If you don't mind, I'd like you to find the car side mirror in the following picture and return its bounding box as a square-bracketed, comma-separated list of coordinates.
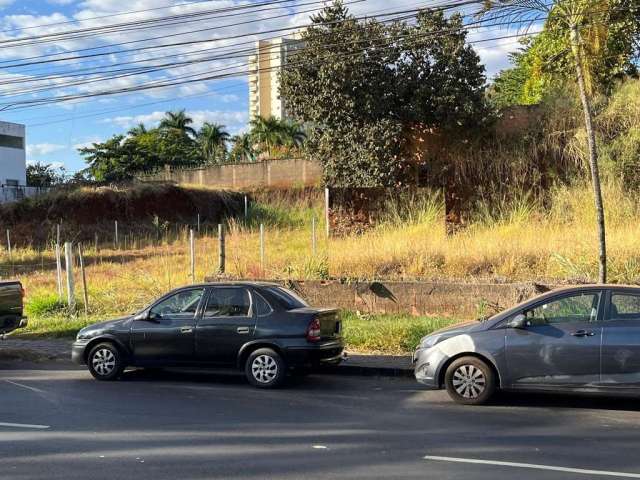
[508, 314, 528, 329]
[136, 310, 160, 322]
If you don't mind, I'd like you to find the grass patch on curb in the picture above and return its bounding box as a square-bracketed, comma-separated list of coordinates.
[341, 312, 458, 355]
[20, 310, 461, 355]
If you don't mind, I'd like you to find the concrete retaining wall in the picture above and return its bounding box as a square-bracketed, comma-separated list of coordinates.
[205, 278, 552, 318]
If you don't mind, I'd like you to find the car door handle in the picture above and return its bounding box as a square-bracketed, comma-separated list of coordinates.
[571, 330, 595, 337]
[237, 327, 250, 334]
[180, 327, 193, 334]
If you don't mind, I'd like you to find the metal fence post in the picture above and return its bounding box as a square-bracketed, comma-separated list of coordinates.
[114, 220, 119, 250]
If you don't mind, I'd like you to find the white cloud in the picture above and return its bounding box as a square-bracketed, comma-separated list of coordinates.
[103, 109, 248, 131]
[0, 0, 14, 7]
[26, 143, 66, 156]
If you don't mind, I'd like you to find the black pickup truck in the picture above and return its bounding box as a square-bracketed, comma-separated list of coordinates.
[0, 280, 26, 336]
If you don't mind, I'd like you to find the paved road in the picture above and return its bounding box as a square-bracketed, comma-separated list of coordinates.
[2, 362, 640, 480]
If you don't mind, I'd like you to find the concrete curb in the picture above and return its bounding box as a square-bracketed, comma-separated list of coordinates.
[322, 363, 414, 378]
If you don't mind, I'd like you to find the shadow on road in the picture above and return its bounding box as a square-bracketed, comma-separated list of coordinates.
[492, 390, 640, 412]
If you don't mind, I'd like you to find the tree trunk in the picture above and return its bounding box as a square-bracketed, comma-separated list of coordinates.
[570, 25, 607, 283]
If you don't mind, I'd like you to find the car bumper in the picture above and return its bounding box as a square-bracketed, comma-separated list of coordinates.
[413, 346, 447, 389]
[284, 340, 344, 367]
[1, 315, 27, 335]
[71, 340, 89, 365]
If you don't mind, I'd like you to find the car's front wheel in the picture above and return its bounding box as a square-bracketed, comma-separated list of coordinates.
[245, 348, 286, 388]
[87, 342, 125, 381]
[444, 356, 496, 405]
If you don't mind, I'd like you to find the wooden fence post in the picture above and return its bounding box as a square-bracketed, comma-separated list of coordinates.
[55, 242, 63, 300]
[197, 214, 201, 233]
[189, 229, 195, 283]
[64, 242, 76, 311]
[78, 244, 89, 316]
[94, 232, 99, 253]
[311, 217, 317, 256]
[218, 224, 225, 274]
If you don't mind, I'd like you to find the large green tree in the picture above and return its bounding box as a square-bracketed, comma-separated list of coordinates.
[279, 1, 488, 187]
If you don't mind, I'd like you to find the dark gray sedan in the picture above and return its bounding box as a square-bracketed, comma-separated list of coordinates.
[414, 285, 640, 405]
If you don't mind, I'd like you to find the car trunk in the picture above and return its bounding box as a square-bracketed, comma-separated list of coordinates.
[316, 309, 341, 340]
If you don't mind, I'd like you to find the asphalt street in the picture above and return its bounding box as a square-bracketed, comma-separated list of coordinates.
[2, 362, 640, 480]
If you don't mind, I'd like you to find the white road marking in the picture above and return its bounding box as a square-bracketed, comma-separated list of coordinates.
[4, 379, 46, 394]
[424, 456, 640, 478]
[312, 445, 328, 449]
[0, 422, 50, 430]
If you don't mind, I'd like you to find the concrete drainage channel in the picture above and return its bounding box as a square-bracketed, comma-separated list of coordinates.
[1, 338, 413, 377]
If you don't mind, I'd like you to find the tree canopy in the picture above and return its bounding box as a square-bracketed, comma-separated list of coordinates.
[78, 111, 306, 182]
[489, 0, 640, 108]
[279, 1, 488, 187]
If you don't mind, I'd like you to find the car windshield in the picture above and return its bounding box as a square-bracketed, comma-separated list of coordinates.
[264, 287, 309, 309]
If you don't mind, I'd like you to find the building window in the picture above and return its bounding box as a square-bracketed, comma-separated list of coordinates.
[0, 134, 24, 150]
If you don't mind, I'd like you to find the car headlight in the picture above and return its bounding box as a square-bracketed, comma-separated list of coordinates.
[420, 334, 442, 350]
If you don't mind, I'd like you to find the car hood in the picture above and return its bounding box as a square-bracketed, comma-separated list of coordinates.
[77, 316, 132, 339]
[418, 321, 481, 349]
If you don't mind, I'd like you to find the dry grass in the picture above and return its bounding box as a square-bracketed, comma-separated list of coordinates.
[8, 181, 640, 348]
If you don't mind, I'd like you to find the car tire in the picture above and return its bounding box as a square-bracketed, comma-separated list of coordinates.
[245, 348, 286, 388]
[87, 342, 125, 381]
[444, 356, 496, 405]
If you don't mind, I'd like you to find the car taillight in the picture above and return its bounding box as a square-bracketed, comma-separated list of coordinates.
[20, 286, 25, 298]
[306, 317, 321, 342]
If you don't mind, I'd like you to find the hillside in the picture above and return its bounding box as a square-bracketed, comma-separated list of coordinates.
[0, 183, 244, 246]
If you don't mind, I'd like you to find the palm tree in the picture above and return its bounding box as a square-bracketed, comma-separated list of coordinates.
[198, 122, 230, 164]
[249, 116, 285, 157]
[127, 123, 147, 137]
[249, 116, 306, 157]
[159, 110, 197, 138]
[479, 0, 610, 283]
[281, 121, 306, 149]
[230, 133, 256, 162]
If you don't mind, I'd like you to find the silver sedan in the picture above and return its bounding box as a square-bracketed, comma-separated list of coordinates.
[413, 285, 640, 405]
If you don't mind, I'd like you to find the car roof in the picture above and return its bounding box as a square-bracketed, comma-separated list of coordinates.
[183, 281, 282, 289]
[486, 284, 640, 325]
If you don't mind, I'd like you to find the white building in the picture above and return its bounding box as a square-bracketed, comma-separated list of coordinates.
[248, 36, 303, 121]
[0, 121, 26, 187]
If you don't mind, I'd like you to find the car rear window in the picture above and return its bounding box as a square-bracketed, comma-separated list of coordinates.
[264, 287, 309, 309]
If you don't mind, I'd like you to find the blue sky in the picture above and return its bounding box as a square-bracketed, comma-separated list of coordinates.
[0, 0, 524, 174]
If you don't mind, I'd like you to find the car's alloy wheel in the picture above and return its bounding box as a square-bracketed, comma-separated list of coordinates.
[87, 342, 124, 381]
[444, 356, 496, 405]
[451, 364, 485, 399]
[245, 348, 286, 388]
[252, 354, 278, 384]
[92, 348, 116, 376]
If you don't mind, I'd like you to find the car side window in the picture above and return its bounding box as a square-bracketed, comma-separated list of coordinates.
[150, 289, 204, 319]
[524, 293, 599, 325]
[253, 291, 273, 317]
[204, 287, 251, 318]
[609, 294, 640, 321]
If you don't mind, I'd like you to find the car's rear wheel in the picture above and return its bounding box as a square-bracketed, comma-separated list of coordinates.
[245, 348, 286, 388]
[444, 356, 496, 405]
[87, 342, 125, 381]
